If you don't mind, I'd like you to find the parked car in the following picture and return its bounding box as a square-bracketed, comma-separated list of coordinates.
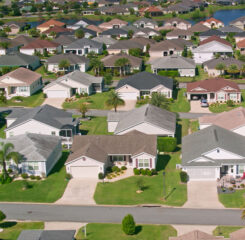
[201, 99, 209, 107]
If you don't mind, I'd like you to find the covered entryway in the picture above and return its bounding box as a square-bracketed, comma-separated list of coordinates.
[119, 92, 138, 100]
[70, 166, 99, 178]
[46, 90, 69, 98]
[187, 167, 217, 181]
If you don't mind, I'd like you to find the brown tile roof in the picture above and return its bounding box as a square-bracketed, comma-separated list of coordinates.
[139, 6, 162, 13]
[43, 26, 72, 34]
[101, 53, 142, 67]
[166, 29, 192, 37]
[131, 37, 156, 46]
[0, 67, 41, 87]
[11, 35, 34, 47]
[199, 107, 245, 130]
[65, 131, 157, 164]
[199, 36, 232, 47]
[86, 24, 103, 33]
[37, 19, 65, 28]
[150, 39, 191, 51]
[187, 78, 240, 93]
[237, 39, 245, 48]
[99, 18, 127, 29]
[21, 39, 60, 49]
[169, 230, 224, 240]
[189, 23, 209, 33]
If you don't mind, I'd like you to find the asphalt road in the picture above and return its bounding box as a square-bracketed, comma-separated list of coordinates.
[0, 203, 243, 226]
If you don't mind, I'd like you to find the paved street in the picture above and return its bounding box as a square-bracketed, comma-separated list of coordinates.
[0, 203, 243, 226]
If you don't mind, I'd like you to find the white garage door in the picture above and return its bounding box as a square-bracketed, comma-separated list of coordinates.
[46, 90, 68, 98]
[119, 92, 138, 100]
[71, 166, 99, 178]
[187, 167, 216, 181]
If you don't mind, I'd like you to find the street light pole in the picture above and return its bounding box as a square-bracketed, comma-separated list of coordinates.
[163, 171, 166, 199]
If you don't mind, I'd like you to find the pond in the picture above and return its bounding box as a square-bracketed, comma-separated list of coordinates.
[213, 9, 245, 25]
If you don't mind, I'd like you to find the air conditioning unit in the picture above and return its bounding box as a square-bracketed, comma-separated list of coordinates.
[176, 164, 182, 170]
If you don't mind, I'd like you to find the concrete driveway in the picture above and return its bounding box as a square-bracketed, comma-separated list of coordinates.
[55, 178, 98, 205]
[117, 100, 136, 111]
[184, 181, 224, 209]
[42, 98, 65, 109]
[190, 101, 211, 113]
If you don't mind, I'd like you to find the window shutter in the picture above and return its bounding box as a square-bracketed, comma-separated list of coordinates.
[136, 159, 138, 168]
[150, 158, 152, 168]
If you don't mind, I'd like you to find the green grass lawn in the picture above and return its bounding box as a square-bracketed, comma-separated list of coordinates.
[80, 117, 112, 135]
[0, 152, 69, 203]
[209, 90, 245, 113]
[0, 221, 44, 240]
[94, 153, 187, 206]
[190, 120, 199, 133]
[63, 91, 112, 110]
[76, 223, 177, 240]
[218, 189, 245, 208]
[213, 226, 244, 238]
[35, 65, 57, 79]
[0, 91, 45, 107]
[170, 89, 190, 113]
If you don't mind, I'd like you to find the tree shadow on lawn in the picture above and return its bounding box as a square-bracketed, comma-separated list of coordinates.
[135, 225, 142, 235]
[48, 152, 69, 176]
[175, 121, 182, 145]
[165, 187, 176, 200]
[0, 221, 17, 228]
[156, 155, 171, 171]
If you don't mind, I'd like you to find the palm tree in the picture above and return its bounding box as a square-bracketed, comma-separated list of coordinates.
[78, 103, 89, 118]
[215, 63, 226, 76]
[90, 58, 104, 76]
[115, 58, 130, 76]
[227, 64, 240, 78]
[106, 90, 125, 112]
[0, 142, 21, 180]
[150, 92, 170, 110]
[58, 59, 71, 72]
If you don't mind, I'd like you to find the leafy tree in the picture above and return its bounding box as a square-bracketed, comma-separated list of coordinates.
[227, 64, 240, 77]
[58, 59, 70, 71]
[128, 30, 134, 38]
[49, 31, 57, 38]
[78, 103, 89, 118]
[0, 91, 6, 104]
[241, 64, 245, 76]
[90, 58, 104, 76]
[128, 48, 142, 57]
[0, 142, 21, 181]
[28, 28, 40, 38]
[215, 63, 226, 76]
[122, 214, 136, 235]
[82, 2, 88, 8]
[75, 29, 84, 39]
[31, 6, 37, 13]
[144, 12, 150, 18]
[104, 73, 113, 85]
[115, 57, 130, 76]
[0, 41, 10, 50]
[3, 26, 11, 35]
[182, 46, 188, 57]
[150, 92, 170, 110]
[136, 178, 145, 191]
[106, 90, 125, 112]
[129, 8, 135, 15]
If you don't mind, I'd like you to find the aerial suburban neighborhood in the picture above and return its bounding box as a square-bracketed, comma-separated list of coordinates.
[1, 0, 245, 239]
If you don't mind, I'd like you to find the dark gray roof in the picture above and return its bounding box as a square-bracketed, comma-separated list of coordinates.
[116, 71, 173, 91]
[199, 29, 226, 37]
[203, 57, 244, 69]
[6, 104, 77, 130]
[53, 35, 76, 46]
[235, 31, 245, 37]
[64, 38, 102, 49]
[17, 230, 43, 240]
[108, 39, 144, 50]
[230, 16, 245, 24]
[101, 28, 128, 36]
[46, 53, 89, 64]
[110, 104, 176, 134]
[93, 36, 118, 45]
[182, 125, 245, 167]
[219, 25, 244, 33]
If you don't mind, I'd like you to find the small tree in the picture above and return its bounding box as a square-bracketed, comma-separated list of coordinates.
[215, 63, 226, 76]
[150, 92, 170, 110]
[0, 42, 10, 50]
[115, 57, 130, 76]
[58, 59, 70, 72]
[78, 103, 89, 118]
[136, 178, 145, 191]
[75, 29, 84, 39]
[122, 214, 136, 235]
[106, 90, 124, 112]
[182, 46, 188, 57]
[90, 58, 104, 76]
[128, 48, 142, 58]
[227, 64, 239, 78]
[0, 91, 7, 104]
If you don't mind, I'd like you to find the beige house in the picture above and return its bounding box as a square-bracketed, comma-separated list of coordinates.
[163, 18, 191, 30]
[230, 16, 245, 30]
[37, 19, 66, 33]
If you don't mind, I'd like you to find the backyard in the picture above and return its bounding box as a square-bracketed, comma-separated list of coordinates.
[0, 152, 69, 202]
[76, 223, 177, 240]
[0, 221, 44, 240]
[170, 89, 190, 113]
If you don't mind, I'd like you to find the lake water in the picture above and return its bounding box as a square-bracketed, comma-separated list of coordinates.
[213, 9, 245, 25]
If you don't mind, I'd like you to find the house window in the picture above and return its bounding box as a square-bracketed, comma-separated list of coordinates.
[229, 93, 237, 101]
[239, 165, 245, 174]
[217, 93, 225, 101]
[51, 131, 56, 135]
[19, 86, 28, 92]
[112, 156, 124, 161]
[138, 159, 150, 168]
[28, 162, 39, 171]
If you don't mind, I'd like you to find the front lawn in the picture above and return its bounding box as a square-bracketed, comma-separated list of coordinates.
[76, 223, 177, 240]
[218, 189, 245, 208]
[213, 226, 243, 238]
[80, 117, 112, 135]
[0, 91, 45, 107]
[0, 152, 69, 203]
[63, 91, 112, 110]
[0, 221, 44, 240]
[170, 89, 190, 113]
[94, 153, 187, 206]
[35, 65, 57, 79]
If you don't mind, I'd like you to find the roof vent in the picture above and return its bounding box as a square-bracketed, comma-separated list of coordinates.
[214, 129, 218, 142]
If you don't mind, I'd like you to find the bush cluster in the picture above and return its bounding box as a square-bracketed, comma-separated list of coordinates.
[0, 174, 12, 184]
[133, 168, 157, 176]
[180, 171, 188, 183]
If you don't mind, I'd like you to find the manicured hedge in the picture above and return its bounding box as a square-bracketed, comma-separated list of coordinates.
[157, 137, 177, 152]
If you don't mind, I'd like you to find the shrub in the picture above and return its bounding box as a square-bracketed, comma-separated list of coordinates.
[112, 166, 120, 172]
[229, 187, 234, 191]
[0, 210, 6, 221]
[65, 173, 72, 180]
[36, 176, 41, 180]
[158, 137, 177, 152]
[7, 168, 13, 173]
[21, 173, 28, 179]
[122, 214, 136, 235]
[226, 100, 234, 107]
[180, 171, 188, 183]
[75, 93, 80, 99]
[30, 175, 35, 180]
[98, 172, 104, 180]
[22, 181, 31, 190]
[146, 169, 152, 176]
[233, 184, 236, 188]
[106, 166, 112, 173]
[121, 166, 127, 171]
[241, 183, 245, 188]
[0, 174, 12, 184]
[140, 169, 147, 175]
[151, 169, 157, 175]
[136, 178, 145, 191]
[133, 168, 140, 175]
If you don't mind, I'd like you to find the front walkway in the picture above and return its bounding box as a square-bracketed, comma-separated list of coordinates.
[117, 100, 136, 111]
[55, 178, 98, 205]
[190, 101, 211, 113]
[184, 181, 224, 209]
[42, 98, 65, 109]
[105, 168, 134, 182]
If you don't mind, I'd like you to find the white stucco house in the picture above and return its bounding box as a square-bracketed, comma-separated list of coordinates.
[107, 104, 176, 137]
[182, 125, 245, 181]
[1, 133, 62, 176]
[65, 131, 157, 178]
[115, 71, 173, 100]
[0, 67, 43, 99]
[43, 71, 104, 98]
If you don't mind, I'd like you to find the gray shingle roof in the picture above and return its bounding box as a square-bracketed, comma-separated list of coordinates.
[199, 29, 226, 37]
[101, 28, 128, 36]
[46, 53, 89, 64]
[108, 39, 144, 50]
[53, 35, 76, 46]
[151, 55, 195, 69]
[110, 104, 176, 134]
[6, 104, 76, 130]
[116, 71, 173, 90]
[64, 38, 102, 49]
[182, 125, 245, 167]
[203, 57, 244, 69]
[93, 36, 118, 45]
[219, 25, 244, 33]
[17, 230, 43, 240]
